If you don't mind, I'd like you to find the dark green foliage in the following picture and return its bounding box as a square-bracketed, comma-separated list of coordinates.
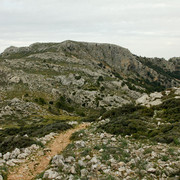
[102, 103, 143, 119]
[127, 77, 165, 93]
[97, 76, 104, 81]
[70, 129, 85, 141]
[0, 166, 8, 180]
[0, 122, 72, 153]
[136, 56, 180, 80]
[75, 75, 81, 80]
[112, 71, 123, 80]
[0, 122, 72, 138]
[34, 97, 46, 105]
[100, 99, 180, 145]
[81, 116, 97, 122]
[100, 86, 105, 92]
[0, 136, 42, 154]
[55, 96, 74, 112]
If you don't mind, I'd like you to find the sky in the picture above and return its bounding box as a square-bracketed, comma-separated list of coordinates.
[0, 0, 180, 59]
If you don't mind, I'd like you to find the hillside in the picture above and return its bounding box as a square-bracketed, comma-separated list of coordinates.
[0, 40, 179, 179]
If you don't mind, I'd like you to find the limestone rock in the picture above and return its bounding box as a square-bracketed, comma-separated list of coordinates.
[3, 152, 11, 161]
[81, 169, 88, 177]
[51, 155, 64, 167]
[11, 148, 21, 159]
[43, 169, 59, 179]
[147, 168, 156, 173]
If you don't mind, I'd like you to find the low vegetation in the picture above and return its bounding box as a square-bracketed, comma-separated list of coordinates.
[0, 121, 72, 153]
[100, 99, 180, 145]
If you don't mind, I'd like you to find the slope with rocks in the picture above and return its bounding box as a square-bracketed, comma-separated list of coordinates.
[36, 88, 180, 180]
[0, 40, 180, 179]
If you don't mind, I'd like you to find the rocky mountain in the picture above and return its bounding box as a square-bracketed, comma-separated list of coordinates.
[0, 40, 180, 179]
[0, 40, 179, 110]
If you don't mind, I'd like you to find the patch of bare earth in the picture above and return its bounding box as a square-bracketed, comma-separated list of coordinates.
[8, 123, 89, 180]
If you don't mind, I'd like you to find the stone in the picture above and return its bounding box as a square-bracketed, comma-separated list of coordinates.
[65, 156, 75, 163]
[51, 155, 64, 167]
[150, 92, 163, 99]
[9, 76, 21, 83]
[3, 152, 11, 160]
[166, 167, 177, 175]
[90, 156, 98, 164]
[70, 166, 76, 174]
[111, 137, 116, 142]
[149, 99, 162, 106]
[17, 153, 28, 159]
[0, 153, 2, 158]
[85, 155, 91, 160]
[103, 169, 111, 173]
[62, 164, 70, 173]
[0, 159, 5, 164]
[81, 169, 88, 177]
[6, 160, 15, 166]
[11, 148, 21, 158]
[43, 169, 59, 179]
[174, 88, 180, 95]
[11, 98, 20, 103]
[75, 141, 86, 147]
[24, 148, 31, 155]
[118, 167, 126, 172]
[100, 133, 105, 139]
[78, 160, 85, 167]
[151, 151, 157, 158]
[136, 94, 149, 104]
[147, 168, 156, 173]
[118, 161, 125, 167]
[68, 174, 74, 180]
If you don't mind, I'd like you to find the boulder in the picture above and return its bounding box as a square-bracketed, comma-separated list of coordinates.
[90, 156, 98, 164]
[51, 155, 64, 167]
[11, 148, 21, 158]
[70, 166, 76, 174]
[0, 175, 3, 180]
[81, 169, 88, 177]
[65, 156, 75, 163]
[174, 88, 180, 95]
[78, 160, 86, 167]
[17, 153, 28, 159]
[6, 160, 15, 166]
[3, 152, 11, 161]
[147, 168, 156, 173]
[9, 76, 21, 83]
[43, 169, 59, 179]
[136, 94, 149, 105]
[75, 141, 86, 148]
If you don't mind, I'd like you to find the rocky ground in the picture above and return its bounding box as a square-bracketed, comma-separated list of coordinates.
[38, 119, 180, 180]
[0, 41, 180, 180]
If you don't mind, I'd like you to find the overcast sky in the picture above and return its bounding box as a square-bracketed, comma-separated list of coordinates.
[0, 0, 180, 59]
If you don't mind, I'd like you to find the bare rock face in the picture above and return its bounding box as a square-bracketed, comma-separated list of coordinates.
[0, 40, 179, 111]
[136, 92, 163, 107]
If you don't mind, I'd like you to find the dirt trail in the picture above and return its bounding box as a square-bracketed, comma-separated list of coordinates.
[8, 123, 89, 180]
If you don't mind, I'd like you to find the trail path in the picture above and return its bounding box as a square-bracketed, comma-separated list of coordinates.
[8, 123, 88, 180]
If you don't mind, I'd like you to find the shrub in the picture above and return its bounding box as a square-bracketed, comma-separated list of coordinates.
[34, 97, 46, 105]
[55, 96, 74, 112]
[0, 136, 42, 154]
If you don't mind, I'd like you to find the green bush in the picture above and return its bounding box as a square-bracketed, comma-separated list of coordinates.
[55, 96, 75, 112]
[34, 97, 46, 105]
[100, 101, 180, 145]
[70, 129, 85, 141]
[0, 136, 42, 154]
